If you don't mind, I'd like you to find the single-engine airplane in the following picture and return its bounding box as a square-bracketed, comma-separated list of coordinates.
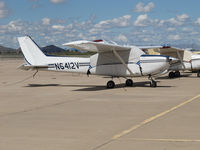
[18, 36, 170, 88]
[141, 46, 200, 78]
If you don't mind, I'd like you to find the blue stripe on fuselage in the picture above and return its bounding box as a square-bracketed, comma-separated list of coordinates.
[141, 54, 169, 59]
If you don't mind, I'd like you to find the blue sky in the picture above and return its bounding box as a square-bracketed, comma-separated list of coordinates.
[0, 0, 200, 48]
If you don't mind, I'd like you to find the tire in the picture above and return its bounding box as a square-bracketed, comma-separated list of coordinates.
[197, 71, 200, 77]
[150, 80, 157, 87]
[125, 79, 133, 87]
[169, 72, 175, 78]
[175, 71, 181, 77]
[107, 80, 115, 88]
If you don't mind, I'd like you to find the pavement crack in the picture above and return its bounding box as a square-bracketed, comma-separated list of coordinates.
[0, 98, 83, 118]
[91, 139, 113, 150]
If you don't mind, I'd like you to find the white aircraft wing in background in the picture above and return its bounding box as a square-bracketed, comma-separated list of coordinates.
[141, 46, 193, 62]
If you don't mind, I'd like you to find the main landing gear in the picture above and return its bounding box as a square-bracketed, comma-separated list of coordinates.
[168, 71, 181, 78]
[125, 79, 133, 87]
[106, 77, 157, 88]
[107, 80, 115, 88]
[149, 75, 157, 87]
[107, 79, 134, 88]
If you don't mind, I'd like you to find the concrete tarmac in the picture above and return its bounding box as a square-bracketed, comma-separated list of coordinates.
[0, 59, 200, 150]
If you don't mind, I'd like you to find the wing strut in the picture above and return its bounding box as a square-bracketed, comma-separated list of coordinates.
[112, 50, 134, 76]
[176, 50, 186, 70]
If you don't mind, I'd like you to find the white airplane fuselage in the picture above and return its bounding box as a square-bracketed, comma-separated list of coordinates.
[169, 54, 200, 71]
[35, 53, 170, 77]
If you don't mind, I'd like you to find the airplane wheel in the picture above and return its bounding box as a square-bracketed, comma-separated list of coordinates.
[125, 79, 133, 87]
[197, 71, 200, 77]
[150, 80, 157, 87]
[107, 80, 115, 88]
[169, 72, 175, 78]
[175, 71, 181, 77]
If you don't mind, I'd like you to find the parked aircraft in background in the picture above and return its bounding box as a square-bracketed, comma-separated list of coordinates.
[141, 46, 200, 78]
[18, 36, 170, 88]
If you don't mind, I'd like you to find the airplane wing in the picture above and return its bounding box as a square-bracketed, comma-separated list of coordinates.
[141, 46, 193, 62]
[63, 40, 131, 52]
[64, 40, 135, 75]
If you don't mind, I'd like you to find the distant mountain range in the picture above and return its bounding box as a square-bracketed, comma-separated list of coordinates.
[0, 44, 95, 56]
[0, 44, 68, 54]
[0, 45, 17, 53]
[41, 45, 66, 53]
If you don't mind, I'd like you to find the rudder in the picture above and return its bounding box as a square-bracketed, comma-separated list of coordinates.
[18, 36, 47, 65]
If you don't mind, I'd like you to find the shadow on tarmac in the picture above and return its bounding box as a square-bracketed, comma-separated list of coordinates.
[157, 74, 192, 80]
[25, 84, 60, 87]
[25, 81, 173, 92]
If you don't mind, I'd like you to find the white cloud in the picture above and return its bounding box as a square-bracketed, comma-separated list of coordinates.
[168, 18, 183, 26]
[195, 18, 200, 25]
[168, 34, 181, 40]
[142, 37, 150, 42]
[134, 2, 155, 13]
[115, 34, 128, 42]
[29, 0, 41, 9]
[134, 14, 158, 27]
[90, 15, 131, 34]
[159, 14, 190, 26]
[52, 25, 65, 30]
[5, 20, 23, 33]
[0, 1, 9, 18]
[42, 18, 51, 25]
[95, 15, 131, 28]
[50, 0, 65, 4]
[177, 14, 189, 22]
[134, 14, 189, 27]
[1, 14, 200, 49]
[77, 33, 87, 39]
[182, 27, 192, 32]
[190, 31, 198, 35]
[134, 14, 148, 27]
[167, 28, 176, 31]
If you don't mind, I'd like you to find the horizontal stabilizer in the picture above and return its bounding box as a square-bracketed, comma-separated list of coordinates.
[18, 64, 49, 70]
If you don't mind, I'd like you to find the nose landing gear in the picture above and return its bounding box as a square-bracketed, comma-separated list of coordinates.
[149, 75, 157, 87]
[150, 80, 157, 87]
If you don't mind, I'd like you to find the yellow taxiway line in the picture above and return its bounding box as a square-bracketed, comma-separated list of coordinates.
[120, 138, 200, 142]
[93, 94, 200, 150]
[112, 94, 200, 140]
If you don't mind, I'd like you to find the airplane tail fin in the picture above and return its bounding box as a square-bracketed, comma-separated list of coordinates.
[18, 36, 47, 65]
